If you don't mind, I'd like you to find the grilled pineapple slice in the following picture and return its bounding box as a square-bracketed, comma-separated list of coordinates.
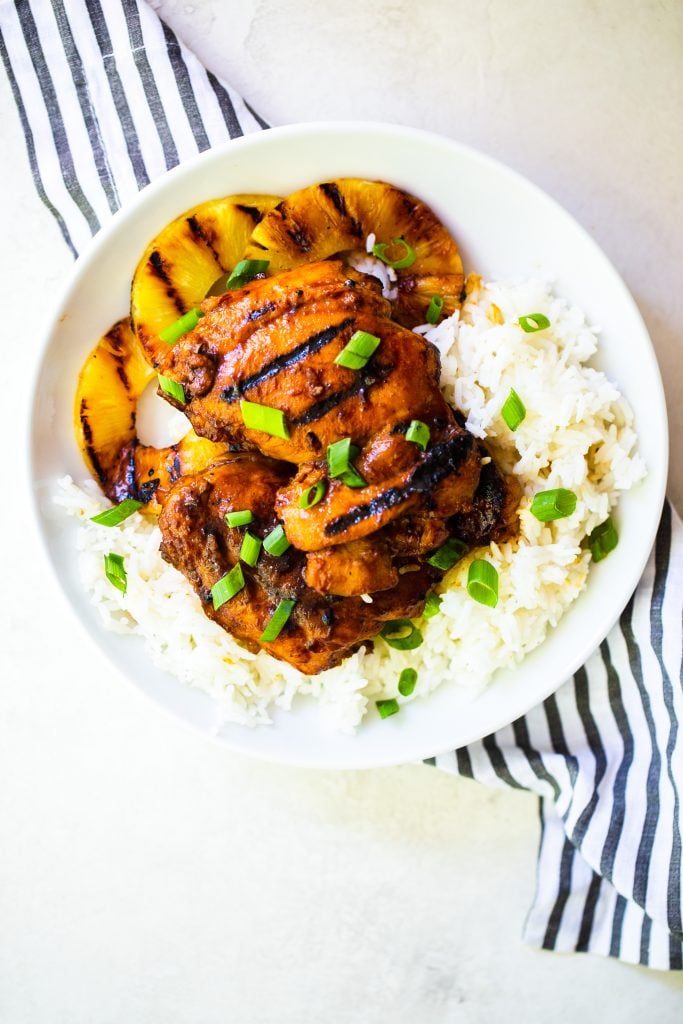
[76, 319, 152, 490]
[243, 178, 464, 327]
[75, 318, 228, 512]
[131, 193, 281, 367]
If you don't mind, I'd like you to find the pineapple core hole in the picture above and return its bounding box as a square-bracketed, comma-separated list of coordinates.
[136, 378, 190, 448]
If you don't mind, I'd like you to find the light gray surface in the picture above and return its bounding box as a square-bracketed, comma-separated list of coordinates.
[1, 1, 682, 1021]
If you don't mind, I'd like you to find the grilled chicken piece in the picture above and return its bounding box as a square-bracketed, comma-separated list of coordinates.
[243, 178, 464, 328]
[303, 538, 398, 597]
[132, 193, 281, 367]
[449, 457, 521, 547]
[276, 427, 480, 550]
[158, 461, 441, 674]
[158, 260, 396, 462]
[158, 259, 480, 547]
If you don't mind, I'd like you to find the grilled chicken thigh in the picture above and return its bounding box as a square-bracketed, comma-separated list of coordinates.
[154, 259, 519, 672]
[158, 460, 442, 674]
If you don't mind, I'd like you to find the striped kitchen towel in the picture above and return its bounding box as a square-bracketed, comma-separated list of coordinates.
[2, 0, 681, 971]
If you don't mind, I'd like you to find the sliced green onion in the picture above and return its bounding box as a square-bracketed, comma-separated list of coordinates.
[327, 437, 355, 477]
[225, 259, 270, 290]
[467, 559, 499, 608]
[240, 399, 289, 439]
[158, 373, 186, 405]
[159, 308, 203, 345]
[263, 524, 291, 557]
[334, 330, 381, 370]
[588, 517, 619, 562]
[518, 312, 550, 333]
[380, 619, 423, 651]
[299, 480, 327, 509]
[104, 552, 127, 594]
[530, 488, 577, 522]
[372, 237, 416, 269]
[423, 591, 442, 619]
[405, 419, 430, 451]
[376, 698, 400, 719]
[327, 438, 366, 486]
[239, 531, 262, 568]
[398, 668, 418, 697]
[501, 388, 526, 431]
[91, 499, 142, 527]
[426, 295, 444, 324]
[339, 466, 366, 488]
[427, 538, 467, 571]
[211, 563, 245, 610]
[259, 598, 296, 643]
[225, 509, 253, 528]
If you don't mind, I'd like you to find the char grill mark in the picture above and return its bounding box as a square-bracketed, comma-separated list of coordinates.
[235, 203, 263, 223]
[318, 182, 364, 239]
[186, 215, 223, 268]
[324, 435, 475, 537]
[247, 301, 277, 322]
[219, 317, 356, 403]
[290, 362, 394, 427]
[148, 250, 185, 314]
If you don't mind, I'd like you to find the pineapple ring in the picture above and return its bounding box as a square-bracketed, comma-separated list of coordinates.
[131, 193, 281, 367]
[242, 178, 464, 327]
[75, 319, 229, 515]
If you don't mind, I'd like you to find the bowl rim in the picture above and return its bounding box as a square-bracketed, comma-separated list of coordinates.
[27, 120, 669, 768]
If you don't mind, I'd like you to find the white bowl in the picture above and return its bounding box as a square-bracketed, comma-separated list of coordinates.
[29, 123, 668, 768]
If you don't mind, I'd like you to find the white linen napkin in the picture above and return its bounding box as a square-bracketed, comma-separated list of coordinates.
[1, 0, 680, 970]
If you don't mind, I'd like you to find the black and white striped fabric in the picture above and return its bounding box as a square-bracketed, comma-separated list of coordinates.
[2, 0, 681, 971]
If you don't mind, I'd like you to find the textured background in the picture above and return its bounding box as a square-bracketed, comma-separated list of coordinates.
[1, 1, 682, 1020]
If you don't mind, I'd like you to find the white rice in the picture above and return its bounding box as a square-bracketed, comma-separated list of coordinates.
[57, 277, 646, 731]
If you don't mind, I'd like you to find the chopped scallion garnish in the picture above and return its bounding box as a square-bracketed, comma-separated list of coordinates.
[91, 499, 142, 527]
[327, 437, 355, 478]
[467, 559, 499, 607]
[239, 531, 262, 568]
[225, 259, 270, 290]
[158, 373, 186, 405]
[398, 668, 418, 697]
[327, 438, 366, 487]
[426, 295, 444, 324]
[588, 517, 619, 562]
[501, 388, 526, 431]
[405, 420, 430, 451]
[263, 524, 291, 557]
[225, 509, 253, 528]
[372, 237, 416, 269]
[376, 698, 400, 719]
[159, 308, 203, 345]
[334, 330, 381, 370]
[423, 591, 442, 618]
[299, 480, 327, 509]
[530, 488, 577, 522]
[240, 399, 289, 439]
[427, 538, 467, 571]
[211, 564, 245, 610]
[259, 599, 296, 643]
[339, 466, 366, 488]
[104, 552, 127, 594]
[518, 312, 550, 333]
[380, 619, 423, 651]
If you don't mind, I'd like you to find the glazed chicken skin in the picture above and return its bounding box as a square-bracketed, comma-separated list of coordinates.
[158, 459, 443, 674]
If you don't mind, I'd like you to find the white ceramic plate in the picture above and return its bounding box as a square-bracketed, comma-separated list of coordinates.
[29, 123, 668, 768]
